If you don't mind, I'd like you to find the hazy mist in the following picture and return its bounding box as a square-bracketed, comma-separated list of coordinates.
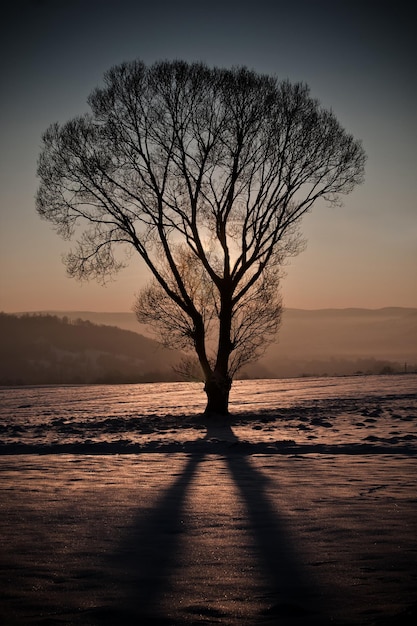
[3, 308, 415, 385]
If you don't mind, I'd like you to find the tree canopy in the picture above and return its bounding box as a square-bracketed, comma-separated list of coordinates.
[37, 59, 366, 414]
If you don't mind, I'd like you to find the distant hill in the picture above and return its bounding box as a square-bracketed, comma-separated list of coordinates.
[0, 313, 182, 385]
[29, 307, 417, 358]
[248, 307, 417, 378]
[4, 307, 416, 383]
[33, 311, 149, 335]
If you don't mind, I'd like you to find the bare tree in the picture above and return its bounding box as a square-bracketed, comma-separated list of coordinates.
[37, 60, 366, 414]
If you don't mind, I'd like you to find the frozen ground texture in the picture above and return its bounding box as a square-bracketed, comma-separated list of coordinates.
[0, 375, 416, 625]
[0, 375, 416, 453]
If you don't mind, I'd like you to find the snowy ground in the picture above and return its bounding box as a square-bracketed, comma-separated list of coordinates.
[1, 375, 416, 453]
[0, 375, 416, 625]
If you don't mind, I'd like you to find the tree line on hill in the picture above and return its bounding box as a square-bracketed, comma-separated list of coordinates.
[0, 311, 414, 385]
[0, 313, 181, 385]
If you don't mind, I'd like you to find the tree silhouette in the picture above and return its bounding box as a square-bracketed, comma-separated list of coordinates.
[37, 60, 366, 414]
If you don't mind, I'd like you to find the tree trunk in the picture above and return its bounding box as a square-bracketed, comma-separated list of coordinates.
[203, 291, 234, 415]
[204, 371, 232, 416]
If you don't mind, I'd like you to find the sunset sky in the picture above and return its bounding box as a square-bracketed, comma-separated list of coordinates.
[1, 0, 415, 313]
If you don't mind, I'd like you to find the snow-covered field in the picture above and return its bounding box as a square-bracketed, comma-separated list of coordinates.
[0, 375, 416, 625]
[1, 375, 416, 453]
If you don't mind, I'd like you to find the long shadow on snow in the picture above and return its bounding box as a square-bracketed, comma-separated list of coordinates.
[82, 454, 201, 625]
[84, 421, 337, 625]
[226, 452, 333, 625]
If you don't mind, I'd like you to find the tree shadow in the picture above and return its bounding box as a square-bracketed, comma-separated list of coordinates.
[202, 414, 239, 444]
[226, 452, 333, 624]
[84, 454, 201, 624]
[86, 423, 335, 625]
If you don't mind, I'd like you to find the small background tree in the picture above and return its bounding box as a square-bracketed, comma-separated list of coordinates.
[37, 60, 366, 414]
